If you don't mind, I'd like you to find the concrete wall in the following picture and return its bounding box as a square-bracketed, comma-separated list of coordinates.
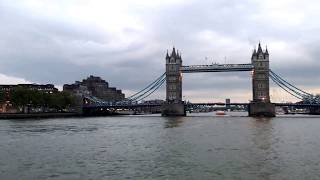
[309, 107, 320, 115]
[161, 103, 186, 116]
[249, 102, 275, 117]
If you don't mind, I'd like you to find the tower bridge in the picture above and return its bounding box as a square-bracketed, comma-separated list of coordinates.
[162, 43, 275, 116]
[83, 43, 320, 117]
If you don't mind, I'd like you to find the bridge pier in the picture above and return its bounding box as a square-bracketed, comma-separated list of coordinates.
[248, 102, 275, 117]
[309, 107, 320, 115]
[161, 102, 186, 116]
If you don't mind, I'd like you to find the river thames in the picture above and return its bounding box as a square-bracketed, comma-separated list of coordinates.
[1, 112, 320, 180]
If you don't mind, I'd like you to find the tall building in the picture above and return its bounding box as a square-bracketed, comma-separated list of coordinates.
[165, 47, 183, 103]
[251, 43, 270, 102]
[226, 98, 231, 109]
[63, 75, 125, 102]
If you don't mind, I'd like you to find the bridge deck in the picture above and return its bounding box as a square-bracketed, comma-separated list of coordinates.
[188, 103, 320, 107]
[84, 102, 320, 109]
[180, 64, 254, 73]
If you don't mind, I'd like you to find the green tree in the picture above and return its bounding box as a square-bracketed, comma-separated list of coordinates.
[0, 90, 5, 103]
[11, 87, 28, 107]
[9, 87, 77, 113]
[60, 91, 76, 108]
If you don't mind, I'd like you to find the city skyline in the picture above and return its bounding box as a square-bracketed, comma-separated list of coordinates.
[1, 0, 320, 102]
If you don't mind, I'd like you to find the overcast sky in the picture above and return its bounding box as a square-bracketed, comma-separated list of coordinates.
[1, 0, 320, 102]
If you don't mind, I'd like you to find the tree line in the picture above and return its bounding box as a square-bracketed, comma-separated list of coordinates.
[0, 87, 76, 113]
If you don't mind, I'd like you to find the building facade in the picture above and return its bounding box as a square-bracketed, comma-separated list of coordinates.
[0, 84, 58, 93]
[63, 75, 125, 102]
[251, 43, 270, 102]
[165, 47, 183, 103]
[0, 84, 59, 113]
[162, 47, 186, 116]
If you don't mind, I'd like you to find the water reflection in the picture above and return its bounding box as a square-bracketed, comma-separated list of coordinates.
[248, 117, 282, 179]
[250, 117, 273, 150]
[164, 117, 185, 128]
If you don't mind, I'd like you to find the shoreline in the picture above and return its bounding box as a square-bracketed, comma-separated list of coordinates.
[0, 111, 140, 119]
[0, 112, 81, 119]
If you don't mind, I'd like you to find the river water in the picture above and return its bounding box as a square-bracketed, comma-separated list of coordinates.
[1, 112, 320, 180]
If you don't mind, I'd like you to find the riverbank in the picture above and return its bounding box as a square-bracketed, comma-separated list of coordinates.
[0, 111, 147, 119]
[0, 112, 81, 119]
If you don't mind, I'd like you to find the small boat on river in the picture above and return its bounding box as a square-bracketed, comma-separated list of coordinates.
[216, 110, 226, 115]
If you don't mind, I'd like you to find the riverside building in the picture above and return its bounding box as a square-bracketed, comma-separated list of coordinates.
[63, 75, 125, 102]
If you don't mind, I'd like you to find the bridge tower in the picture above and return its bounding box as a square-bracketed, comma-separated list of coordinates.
[161, 47, 186, 116]
[249, 43, 275, 117]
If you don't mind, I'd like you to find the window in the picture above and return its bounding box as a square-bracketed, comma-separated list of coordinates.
[169, 77, 176, 81]
[258, 91, 264, 97]
[169, 92, 176, 100]
[258, 83, 265, 88]
[258, 74, 265, 79]
[169, 85, 176, 90]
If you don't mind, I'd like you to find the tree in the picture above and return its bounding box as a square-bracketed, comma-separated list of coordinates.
[0, 90, 5, 103]
[9, 87, 77, 113]
[11, 87, 28, 107]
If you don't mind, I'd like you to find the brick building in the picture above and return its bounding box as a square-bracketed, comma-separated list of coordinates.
[0, 84, 58, 113]
[63, 75, 125, 102]
[0, 84, 58, 93]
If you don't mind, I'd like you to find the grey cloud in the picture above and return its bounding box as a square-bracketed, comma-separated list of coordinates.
[0, 1, 319, 101]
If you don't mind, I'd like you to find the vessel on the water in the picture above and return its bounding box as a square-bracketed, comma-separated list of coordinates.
[216, 110, 226, 115]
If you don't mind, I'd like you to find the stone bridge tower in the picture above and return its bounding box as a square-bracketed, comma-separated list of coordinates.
[161, 47, 186, 116]
[249, 43, 275, 117]
[251, 43, 270, 102]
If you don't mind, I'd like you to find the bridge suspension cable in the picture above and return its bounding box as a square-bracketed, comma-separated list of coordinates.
[269, 73, 304, 100]
[269, 70, 320, 103]
[269, 73, 306, 98]
[84, 73, 166, 105]
[131, 78, 166, 102]
[269, 70, 312, 96]
[126, 72, 166, 100]
[128, 75, 166, 102]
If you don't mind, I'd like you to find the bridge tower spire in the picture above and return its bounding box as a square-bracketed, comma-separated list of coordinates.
[162, 47, 186, 116]
[249, 43, 275, 117]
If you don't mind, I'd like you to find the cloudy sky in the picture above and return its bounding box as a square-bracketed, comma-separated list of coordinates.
[1, 0, 320, 102]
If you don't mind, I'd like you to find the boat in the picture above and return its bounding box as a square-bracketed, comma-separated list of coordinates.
[216, 110, 226, 115]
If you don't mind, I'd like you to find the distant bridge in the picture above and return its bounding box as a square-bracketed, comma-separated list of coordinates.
[83, 102, 320, 109]
[186, 102, 320, 108]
